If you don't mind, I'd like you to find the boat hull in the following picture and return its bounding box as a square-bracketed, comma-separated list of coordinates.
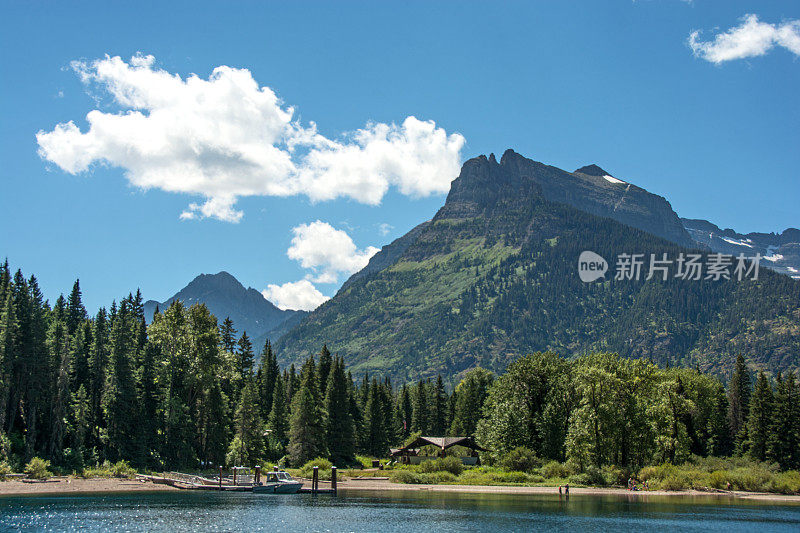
[252, 482, 302, 494]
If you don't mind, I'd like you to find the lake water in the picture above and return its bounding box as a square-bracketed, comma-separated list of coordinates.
[1, 489, 799, 532]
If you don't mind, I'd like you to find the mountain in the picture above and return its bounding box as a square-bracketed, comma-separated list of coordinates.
[143, 271, 307, 349]
[682, 218, 800, 280]
[276, 150, 800, 382]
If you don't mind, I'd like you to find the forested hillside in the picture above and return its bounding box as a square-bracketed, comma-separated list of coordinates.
[1, 259, 798, 488]
[277, 153, 800, 382]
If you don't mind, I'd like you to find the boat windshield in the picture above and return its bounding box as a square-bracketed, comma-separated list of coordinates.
[277, 472, 294, 481]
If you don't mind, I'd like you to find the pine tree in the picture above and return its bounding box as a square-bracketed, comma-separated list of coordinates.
[204, 382, 229, 467]
[48, 298, 71, 458]
[258, 339, 279, 423]
[66, 279, 87, 337]
[325, 357, 355, 465]
[347, 372, 364, 454]
[226, 379, 264, 466]
[380, 380, 396, 446]
[219, 317, 237, 353]
[766, 373, 797, 468]
[71, 321, 92, 393]
[746, 371, 773, 461]
[411, 380, 429, 434]
[88, 308, 109, 450]
[139, 341, 161, 466]
[317, 344, 332, 398]
[0, 291, 19, 432]
[396, 384, 413, 441]
[300, 357, 318, 402]
[727, 354, 751, 451]
[24, 275, 50, 460]
[430, 375, 448, 436]
[288, 370, 327, 466]
[69, 385, 90, 455]
[706, 382, 731, 456]
[103, 299, 142, 464]
[267, 373, 290, 454]
[788, 373, 800, 470]
[236, 332, 254, 379]
[364, 378, 388, 456]
[287, 364, 299, 403]
[0, 259, 10, 305]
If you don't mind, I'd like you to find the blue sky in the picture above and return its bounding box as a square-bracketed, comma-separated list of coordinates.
[1, 1, 798, 312]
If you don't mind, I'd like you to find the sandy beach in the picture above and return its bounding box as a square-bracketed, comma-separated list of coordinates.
[0, 477, 180, 497]
[334, 478, 800, 502]
[1, 476, 798, 503]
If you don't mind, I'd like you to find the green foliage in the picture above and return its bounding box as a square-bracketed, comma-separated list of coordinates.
[0, 461, 12, 479]
[540, 461, 570, 479]
[450, 368, 493, 437]
[769, 471, 800, 494]
[498, 447, 541, 473]
[79, 460, 138, 479]
[354, 455, 375, 468]
[24, 457, 52, 480]
[288, 365, 327, 466]
[600, 465, 629, 486]
[418, 456, 464, 476]
[391, 470, 423, 484]
[2, 258, 798, 497]
[298, 457, 333, 480]
[569, 466, 605, 486]
[109, 460, 137, 478]
[325, 357, 355, 466]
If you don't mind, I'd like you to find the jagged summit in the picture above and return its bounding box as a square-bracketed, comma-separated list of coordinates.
[574, 164, 611, 177]
[444, 150, 693, 247]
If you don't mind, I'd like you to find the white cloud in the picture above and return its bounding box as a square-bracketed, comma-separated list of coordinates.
[378, 222, 394, 236]
[261, 220, 379, 311]
[36, 54, 466, 222]
[287, 220, 379, 284]
[689, 14, 800, 64]
[262, 280, 328, 311]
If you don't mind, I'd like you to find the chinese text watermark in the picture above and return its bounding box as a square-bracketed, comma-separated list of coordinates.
[579, 251, 761, 282]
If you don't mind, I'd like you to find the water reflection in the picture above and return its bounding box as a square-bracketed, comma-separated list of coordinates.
[0, 489, 798, 532]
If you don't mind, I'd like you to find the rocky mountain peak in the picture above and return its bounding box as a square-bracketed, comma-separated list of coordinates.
[574, 164, 612, 177]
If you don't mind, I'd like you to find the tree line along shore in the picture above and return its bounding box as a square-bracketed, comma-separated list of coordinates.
[1, 260, 799, 495]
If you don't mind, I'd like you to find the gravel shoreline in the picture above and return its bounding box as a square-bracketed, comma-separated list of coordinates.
[1, 477, 798, 503]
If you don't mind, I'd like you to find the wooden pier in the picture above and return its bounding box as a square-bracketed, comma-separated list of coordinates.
[138, 465, 338, 495]
[297, 466, 337, 494]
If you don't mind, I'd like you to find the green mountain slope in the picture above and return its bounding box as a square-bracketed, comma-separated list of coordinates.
[275, 152, 800, 381]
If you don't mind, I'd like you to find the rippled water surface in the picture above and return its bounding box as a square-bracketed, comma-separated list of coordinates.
[1, 489, 799, 532]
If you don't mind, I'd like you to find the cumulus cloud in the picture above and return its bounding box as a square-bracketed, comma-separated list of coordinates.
[262, 280, 328, 311]
[378, 222, 394, 236]
[36, 54, 466, 222]
[689, 14, 800, 64]
[287, 220, 379, 284]
[261, 221, 378, 311]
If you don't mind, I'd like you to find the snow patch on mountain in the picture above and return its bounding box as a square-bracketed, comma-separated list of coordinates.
[603, 175, 626, 185]
[720, 236, 753, 248]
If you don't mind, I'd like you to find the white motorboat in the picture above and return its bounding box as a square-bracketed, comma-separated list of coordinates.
[252, 471, 303, 494]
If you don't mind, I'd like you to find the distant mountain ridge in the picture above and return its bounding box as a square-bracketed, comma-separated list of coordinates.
[143, 271, 307, 350]
[681, 219, 800, 280]
[275, 150, 800, 382]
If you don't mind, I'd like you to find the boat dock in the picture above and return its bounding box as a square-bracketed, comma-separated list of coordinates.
[139, 465, 338, 495]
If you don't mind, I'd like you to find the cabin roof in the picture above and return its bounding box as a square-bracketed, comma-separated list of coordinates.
[390, 436, 488, 456]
